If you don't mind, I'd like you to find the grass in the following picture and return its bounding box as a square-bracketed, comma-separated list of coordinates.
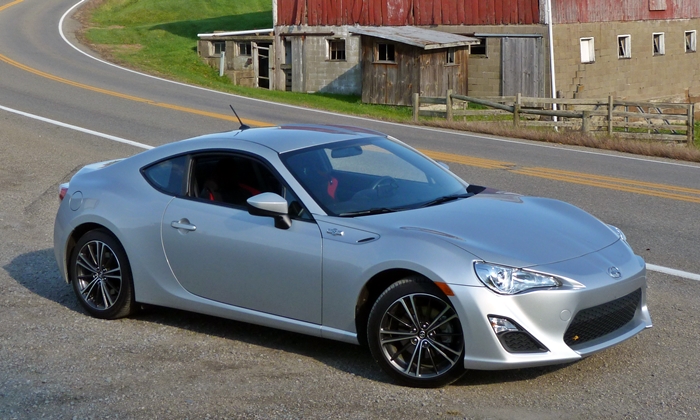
[77, 0, 700, 162]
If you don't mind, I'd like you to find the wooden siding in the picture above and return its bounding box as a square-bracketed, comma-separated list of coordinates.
[360, 37, 468, 105]
[277, 0, 541, 26]
[552, 0, 700, 23]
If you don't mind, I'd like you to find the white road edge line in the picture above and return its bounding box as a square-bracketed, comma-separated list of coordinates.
[57, 1, 700, 171]
[0, 104, 153, 150]
[646, 264, 700, 282]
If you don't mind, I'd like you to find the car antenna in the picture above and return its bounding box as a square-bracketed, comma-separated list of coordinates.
[229, 105, 250, 130]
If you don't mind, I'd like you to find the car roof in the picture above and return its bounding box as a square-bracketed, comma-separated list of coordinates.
[195, 124, 387, 154]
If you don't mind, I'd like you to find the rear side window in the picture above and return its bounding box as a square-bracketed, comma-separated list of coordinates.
[142, 155, 188, 195]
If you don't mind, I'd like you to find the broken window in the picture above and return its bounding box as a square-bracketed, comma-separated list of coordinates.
[652, 33, 665, 56]
[686, 31, 697, 53]
[238, 42, 252, 56]
[469, 38, 487, 56]
[377, 43, 395, 62]
[580, 37, 595, 63]
[618, 35, 631, 59]
[210, 41, 225, 56]
[328, 39, 346, 61]
[446, 48, 456, 64]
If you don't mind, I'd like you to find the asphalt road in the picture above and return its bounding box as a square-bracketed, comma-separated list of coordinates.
[1, 0, 699, 418]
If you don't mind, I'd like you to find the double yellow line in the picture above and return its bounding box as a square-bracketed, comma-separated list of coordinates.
[421, 151, 700, 204]
[1, 0, 698, 205]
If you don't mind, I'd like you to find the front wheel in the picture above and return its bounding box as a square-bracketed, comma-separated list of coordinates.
[367, 277, 466, 387]
[69, 230, 136, 319]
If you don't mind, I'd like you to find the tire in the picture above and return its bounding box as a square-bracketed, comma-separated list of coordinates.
[69, 229, 136, 319]
[367, 277, 466, 388]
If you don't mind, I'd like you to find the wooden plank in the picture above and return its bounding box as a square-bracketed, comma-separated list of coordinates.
[469, 0, 480, 25]
[419, 110, 448, 118]
[530, 0, 540, 24]
[455, 0, 466, 24]
[494, 0, 503, 24]
[351, 0, 363, 23]
[420, 97, 448, 105]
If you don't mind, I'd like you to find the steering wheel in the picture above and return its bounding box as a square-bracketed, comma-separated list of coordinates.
[371, 176, 399, 197]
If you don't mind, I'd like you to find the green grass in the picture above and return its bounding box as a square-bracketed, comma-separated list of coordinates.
[80, 0, 413, 121]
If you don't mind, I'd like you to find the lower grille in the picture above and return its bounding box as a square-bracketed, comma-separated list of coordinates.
[564, 288, 641, 347]
[500, 331, 548, 353]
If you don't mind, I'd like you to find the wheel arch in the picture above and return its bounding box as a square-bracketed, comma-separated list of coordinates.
[354, 268, 448, 348]
[64, 223, 119, 282]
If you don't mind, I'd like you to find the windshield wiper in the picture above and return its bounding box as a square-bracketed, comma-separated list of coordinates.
[420, 193, 473, 208]
[339, 207, 399, 217]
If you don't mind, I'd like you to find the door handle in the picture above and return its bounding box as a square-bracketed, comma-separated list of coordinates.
[171, 219, 196, 232]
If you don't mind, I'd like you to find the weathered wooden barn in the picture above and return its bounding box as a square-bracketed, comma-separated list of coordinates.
[270, 0, 700, 105]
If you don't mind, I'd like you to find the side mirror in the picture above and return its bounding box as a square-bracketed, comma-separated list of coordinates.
[437, 161, 450, 170]
[246, 192, 292, 230]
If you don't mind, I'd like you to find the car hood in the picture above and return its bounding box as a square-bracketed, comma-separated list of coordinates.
[347, 192, 621, 268]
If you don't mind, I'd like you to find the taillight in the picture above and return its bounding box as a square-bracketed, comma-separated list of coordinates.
[59, 183, 69, 201]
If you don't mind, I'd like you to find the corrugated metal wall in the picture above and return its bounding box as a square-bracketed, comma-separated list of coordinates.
[277, 0, 542, 26]
[552, 0, 700, 23]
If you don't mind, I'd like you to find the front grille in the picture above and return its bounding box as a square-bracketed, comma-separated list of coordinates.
[564, 288, 641, 347]
[500, 331, 548, 353]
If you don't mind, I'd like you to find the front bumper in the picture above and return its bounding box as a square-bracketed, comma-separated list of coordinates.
[450, 243, 652, 370]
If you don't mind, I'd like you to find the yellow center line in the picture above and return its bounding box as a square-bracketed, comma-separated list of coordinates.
[0, 0, 24, 13]
[0, 52, 272, 127]
[0, 0, 695, 205]
[511, 168, 700, 204]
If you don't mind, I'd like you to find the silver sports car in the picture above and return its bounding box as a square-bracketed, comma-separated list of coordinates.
[54, 124, 652, 387]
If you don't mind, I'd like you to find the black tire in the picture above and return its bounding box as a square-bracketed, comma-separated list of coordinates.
[69, 229, 136, 319]
[367, 277, 466, 387]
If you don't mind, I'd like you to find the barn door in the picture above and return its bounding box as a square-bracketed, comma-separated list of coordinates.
[501, 37, 543, 97]
[254, 43, 272, 89]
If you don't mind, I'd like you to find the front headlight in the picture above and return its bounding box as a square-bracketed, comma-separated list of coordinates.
[474, 262, 562, 294]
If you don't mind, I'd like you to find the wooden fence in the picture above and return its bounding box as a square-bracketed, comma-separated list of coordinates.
[413, 91, 695, 144]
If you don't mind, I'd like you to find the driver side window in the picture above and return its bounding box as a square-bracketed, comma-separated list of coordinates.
[190, 153, 310, 220]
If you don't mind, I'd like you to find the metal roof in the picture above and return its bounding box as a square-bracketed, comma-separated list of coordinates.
[198, 28, 274, 38]
[349, 26, 479, 50]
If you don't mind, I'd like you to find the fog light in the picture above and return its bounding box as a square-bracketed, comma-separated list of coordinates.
[488, 316, 519, 335]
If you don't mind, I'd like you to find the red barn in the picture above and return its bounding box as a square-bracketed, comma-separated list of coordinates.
[203, 0, 700, 104]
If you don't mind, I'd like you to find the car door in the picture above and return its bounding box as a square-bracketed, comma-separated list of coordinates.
[161, 153, 323, 324]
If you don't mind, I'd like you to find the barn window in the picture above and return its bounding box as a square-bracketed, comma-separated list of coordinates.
[238, 42, 252, 56]
[328, 39, 346, 61]
[618, 35, 631, 59]
[446, 48, 456, 64]
[376, 43, 395, 62]
[685, 31, 697, 53]
[652, 33, 665, 55]
[210, 41, 225, 57]
[470, 38, 487, 56]
[580, 38, 595, 63]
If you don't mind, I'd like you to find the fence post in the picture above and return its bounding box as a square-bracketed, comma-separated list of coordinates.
[688, 103, 695, 145]
[413, 93, 420, 122]
[581, 110, 591, 132]
[608, 95, 614, 135]
[219, 51, 226, 77]
[446, 89, 453, 122]
[513, 93, 521, 127]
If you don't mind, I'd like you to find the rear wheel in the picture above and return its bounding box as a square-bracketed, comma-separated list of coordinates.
[69, 230, 135, 319]
[367, 277, 465, 387]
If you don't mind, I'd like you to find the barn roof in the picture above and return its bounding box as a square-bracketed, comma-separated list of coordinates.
[349, 26, 478, 50]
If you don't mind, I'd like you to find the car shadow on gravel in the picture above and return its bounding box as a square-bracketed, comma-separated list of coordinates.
[6, 248, 572, 387]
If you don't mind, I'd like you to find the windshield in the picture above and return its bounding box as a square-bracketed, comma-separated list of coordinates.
[281, 136, 468, 216]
